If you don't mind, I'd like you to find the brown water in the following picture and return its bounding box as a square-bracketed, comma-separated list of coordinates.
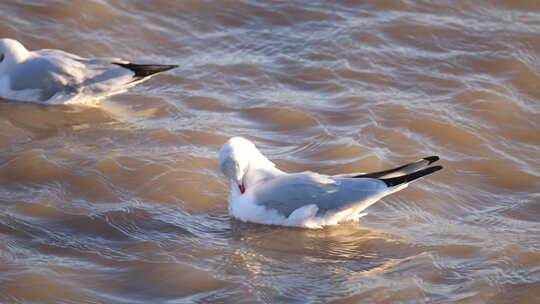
[1, 1, 539, 303]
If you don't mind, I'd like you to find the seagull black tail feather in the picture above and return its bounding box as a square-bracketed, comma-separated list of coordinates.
[379, 165, 443, 187]
[353, 156, 439, 179]
[113, 63, 178, 79]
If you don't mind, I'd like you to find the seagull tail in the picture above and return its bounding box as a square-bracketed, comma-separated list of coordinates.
[379, 165, 443, 187]
[113, 62, 178, 79]
[353, 156, 439, 179]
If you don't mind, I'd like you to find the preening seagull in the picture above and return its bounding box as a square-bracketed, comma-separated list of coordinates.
[218, 137, 443, 228]
[0, 38, 178, 104]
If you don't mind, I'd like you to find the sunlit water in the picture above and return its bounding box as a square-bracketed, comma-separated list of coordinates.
[1, 1, 539, 303]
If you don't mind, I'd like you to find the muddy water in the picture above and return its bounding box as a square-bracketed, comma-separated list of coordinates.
[1, 0, 539, 303]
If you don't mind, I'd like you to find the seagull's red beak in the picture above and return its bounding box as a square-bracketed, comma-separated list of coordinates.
[238, 184, 246, 194]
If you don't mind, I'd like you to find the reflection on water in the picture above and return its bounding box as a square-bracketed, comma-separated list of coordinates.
[0, 99, 119, 140]
[1, 0, 539, 303]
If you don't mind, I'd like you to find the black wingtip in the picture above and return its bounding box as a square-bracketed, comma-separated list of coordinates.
[423, 156, 440, 165]
[352, 156, 441, 179]
[426, 165, 443, 173]
[113, 62, 178, 78]
[380, 165, 443, 187]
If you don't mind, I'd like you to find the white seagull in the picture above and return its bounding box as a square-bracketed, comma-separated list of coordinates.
[0, 38, 178, 104]
[219, 137, 443, 228]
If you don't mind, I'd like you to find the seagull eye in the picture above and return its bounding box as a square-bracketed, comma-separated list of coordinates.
[0, 54, 4, 63]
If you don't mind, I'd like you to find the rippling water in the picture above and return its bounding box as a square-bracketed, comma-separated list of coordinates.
[1, 0, 539, 303]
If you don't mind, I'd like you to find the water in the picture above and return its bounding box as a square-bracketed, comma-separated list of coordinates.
[1, 0, 539, 303]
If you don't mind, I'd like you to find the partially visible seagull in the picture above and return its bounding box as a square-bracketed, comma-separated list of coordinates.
[218, 137, 443, 228]
[0, 38, 178, 104]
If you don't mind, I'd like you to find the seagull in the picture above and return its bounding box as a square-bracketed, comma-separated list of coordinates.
[0, 38, 178, 104]
[218, 137, 443, 228]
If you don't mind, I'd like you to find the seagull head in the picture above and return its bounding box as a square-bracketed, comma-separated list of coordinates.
[218, 137, 275, 194]
[0, 38, 30, 71]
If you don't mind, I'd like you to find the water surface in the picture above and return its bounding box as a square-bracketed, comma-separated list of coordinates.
[0, 0, 539, 303]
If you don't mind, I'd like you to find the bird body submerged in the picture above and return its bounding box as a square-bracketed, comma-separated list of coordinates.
[0, 38, 177, 104]
[219, 137, 443, 228]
